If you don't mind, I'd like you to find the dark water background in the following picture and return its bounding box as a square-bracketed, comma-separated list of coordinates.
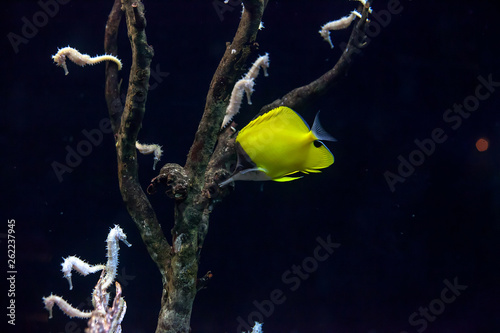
[1, 0, 500, 332]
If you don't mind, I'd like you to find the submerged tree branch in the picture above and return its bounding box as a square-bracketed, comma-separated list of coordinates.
[99, 1, 370, 332]
[47, 0, 375, 332]
[259, 3, 372, 114]
[104, 0, 123, 133]
[185, 0, 268, 183]
[150, 2, 269, 332]
[104, 0, 171, 279]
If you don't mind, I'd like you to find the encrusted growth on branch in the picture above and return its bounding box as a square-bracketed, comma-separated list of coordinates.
[148, 163, 189, 200]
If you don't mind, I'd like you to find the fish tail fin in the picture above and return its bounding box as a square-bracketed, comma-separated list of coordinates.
[312, 111, 337, 142]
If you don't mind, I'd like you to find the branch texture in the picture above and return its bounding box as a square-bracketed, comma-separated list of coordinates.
[259, 3, 371, 115]
[185, 0, 268, 183]
[104, 0, 171, 280]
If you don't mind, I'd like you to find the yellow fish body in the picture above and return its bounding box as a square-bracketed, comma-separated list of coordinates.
[219, 106, 336, 186]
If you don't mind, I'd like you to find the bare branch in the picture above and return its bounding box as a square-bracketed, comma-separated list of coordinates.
[104, 0, 171, 278]
[47, 1, 377, 332]
[104, 0, 123, 133]
[185, 0, 268, 182]
[259, 3, 371, 115]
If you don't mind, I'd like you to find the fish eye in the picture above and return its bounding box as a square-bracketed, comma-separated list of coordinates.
[313, 140, 323, 148]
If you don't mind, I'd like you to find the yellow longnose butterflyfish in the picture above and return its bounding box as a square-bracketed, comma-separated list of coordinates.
[219, 106, 336, 186]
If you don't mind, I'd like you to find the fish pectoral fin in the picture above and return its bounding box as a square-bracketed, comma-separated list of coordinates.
[218, 167, 271, 187]
[238, 167, 270, 178]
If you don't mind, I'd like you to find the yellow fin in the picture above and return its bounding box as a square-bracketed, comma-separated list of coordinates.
[237, 106, 310, 139]
[303, 169, 322, 174]
[272, 175, 303, 182]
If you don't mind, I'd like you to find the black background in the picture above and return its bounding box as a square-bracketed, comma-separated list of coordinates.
[1, 0, 500, 332]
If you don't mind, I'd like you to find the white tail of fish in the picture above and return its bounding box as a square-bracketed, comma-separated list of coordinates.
[312, 111, 337, 142]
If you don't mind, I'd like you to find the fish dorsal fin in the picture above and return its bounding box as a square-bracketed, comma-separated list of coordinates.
[311, 111, 337, 142]
[274, 106, 311, 133]
[239, 106, 310, 138]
